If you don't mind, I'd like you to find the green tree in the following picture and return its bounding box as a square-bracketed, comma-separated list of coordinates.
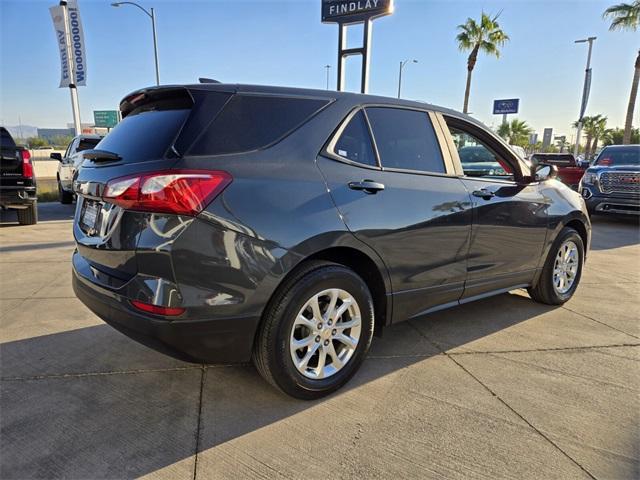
[497, 119, 533, 146]
[25, 137, 49, 148]
[603, 127, 640, 144]
[591, 116, 609, 156]
[603, 1, 640, 144]
[456, 12, 509, 114]
[50, 135, 74, 148]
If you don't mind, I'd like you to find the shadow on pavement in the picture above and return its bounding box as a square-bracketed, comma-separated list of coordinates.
[0, 202, 75, 227]
[0, 291, 557, 479]
[590, 215, 640, 251]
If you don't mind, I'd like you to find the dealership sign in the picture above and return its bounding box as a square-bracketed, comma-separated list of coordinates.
[322, 0, 394, 23]
[493, 99, 519, 115]
[50, 0, 87, 87]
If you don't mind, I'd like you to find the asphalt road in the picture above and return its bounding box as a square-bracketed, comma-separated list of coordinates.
[1, 203, 639, 479]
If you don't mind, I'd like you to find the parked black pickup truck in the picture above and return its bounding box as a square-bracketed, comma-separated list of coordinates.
[0, 127, 37, 224]
[580, 145, 640, 216]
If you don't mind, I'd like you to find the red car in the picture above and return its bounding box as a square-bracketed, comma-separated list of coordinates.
[530, 153, 588, 190]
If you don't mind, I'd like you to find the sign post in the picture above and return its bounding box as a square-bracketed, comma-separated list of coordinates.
[493, 99, 519, 126]
[322, 0, 394, 93]
[50, 0, 87, 136]
[573, 37, 596, 157]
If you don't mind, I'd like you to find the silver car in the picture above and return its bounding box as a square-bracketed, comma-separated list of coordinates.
[53, 134, 102, 203]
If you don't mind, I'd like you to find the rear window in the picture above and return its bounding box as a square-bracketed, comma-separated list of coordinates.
[1, 128, 16, 149]
[188, 94, 330, 156]
[77, 138, 100, 152]
[595, 146, 640, 166]
[95, 108, 190, 163]
[365, 107, 445, 174]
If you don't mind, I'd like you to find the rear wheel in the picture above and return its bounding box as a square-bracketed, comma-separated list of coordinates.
[528, 227, 584, 305]
[58, 180, 73, 204]
[17, 202, 38, 225]
[253, 261, 374, 399]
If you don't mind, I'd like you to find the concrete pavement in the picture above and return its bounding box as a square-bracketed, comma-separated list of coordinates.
[1, 203, 638, 479]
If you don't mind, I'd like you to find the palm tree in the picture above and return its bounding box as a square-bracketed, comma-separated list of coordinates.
[497, 119, 533, 146]
[591, 116, 609, 156]
[456, 12, 510, 114]
[573, 116, 596, 158]
[603, 1, 640, 144]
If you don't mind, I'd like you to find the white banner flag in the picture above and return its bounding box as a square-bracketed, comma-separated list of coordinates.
[50, 5, 71, 88]
[50, 1, 87, 88]
[66, 0, 87, 86]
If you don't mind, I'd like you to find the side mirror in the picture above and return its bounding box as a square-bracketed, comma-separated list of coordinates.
[50, 152, 63, 161]
[534, 164, 558, 182]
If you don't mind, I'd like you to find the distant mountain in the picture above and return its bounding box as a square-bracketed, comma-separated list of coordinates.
[3, 125, 38, 139]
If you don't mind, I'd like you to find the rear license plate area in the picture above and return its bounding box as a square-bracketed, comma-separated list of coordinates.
[80, 200, 102, 234]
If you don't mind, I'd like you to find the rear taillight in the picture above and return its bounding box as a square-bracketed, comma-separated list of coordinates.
[131, 300, 185, 316]
[21, 150, 33, 179]
[103, 170, 232, 215]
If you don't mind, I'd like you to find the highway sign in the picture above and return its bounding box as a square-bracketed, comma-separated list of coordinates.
[93, 110, 119, 128]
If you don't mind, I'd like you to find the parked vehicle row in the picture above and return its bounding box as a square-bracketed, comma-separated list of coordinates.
[70, 84, 591, 399]
[0, 127, 38, 224]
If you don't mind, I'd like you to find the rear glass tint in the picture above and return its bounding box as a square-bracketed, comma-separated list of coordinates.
[188, 95, 330, 156]
[334, 110, 377, 167]
[1, 128, 16, 149]
[77, 138, 100, 152]
[95, 108, 190, 163]
[366, 107, 445, 174]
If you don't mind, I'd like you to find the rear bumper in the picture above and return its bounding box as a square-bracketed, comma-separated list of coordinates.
[72, 254, 259, 364]
[0, 186, 37, 209]
[582, 186, 640, 216]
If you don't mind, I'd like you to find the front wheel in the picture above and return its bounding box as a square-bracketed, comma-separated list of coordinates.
[253, 261, 374, 400]
[528, 227, 584, 305]
[58, 180, 73, 204]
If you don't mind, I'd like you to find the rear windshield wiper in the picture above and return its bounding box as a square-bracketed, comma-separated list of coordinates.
[82, 149, 121, 162]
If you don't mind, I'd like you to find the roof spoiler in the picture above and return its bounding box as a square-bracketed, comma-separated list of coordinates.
[199, 78, 221, 84]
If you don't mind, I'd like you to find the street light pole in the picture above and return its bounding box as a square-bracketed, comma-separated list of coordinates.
[325, 65, 331, 90]
[397, 59, 417, 98]
[111, 2, 160, 86]
[573, 37, 596, 158]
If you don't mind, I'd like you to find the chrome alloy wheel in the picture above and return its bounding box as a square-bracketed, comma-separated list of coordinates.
[289, 288, 362, 380]
[553, 240, 579, 294]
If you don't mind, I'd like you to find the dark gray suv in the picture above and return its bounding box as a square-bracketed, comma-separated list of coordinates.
[72, 84, 590, 399]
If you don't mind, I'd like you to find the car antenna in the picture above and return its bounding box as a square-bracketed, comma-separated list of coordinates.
[199, 78, 221, 84]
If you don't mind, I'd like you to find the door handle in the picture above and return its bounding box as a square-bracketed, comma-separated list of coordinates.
[348, 180, 385, 194]
[472, 189, 495, 200]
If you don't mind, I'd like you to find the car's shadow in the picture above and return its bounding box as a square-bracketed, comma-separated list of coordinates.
[1, 291, 557, 479]
[0, 202, 75, 228]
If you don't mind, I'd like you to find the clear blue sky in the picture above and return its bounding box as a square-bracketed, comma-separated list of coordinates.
[1, 0, 637, 140]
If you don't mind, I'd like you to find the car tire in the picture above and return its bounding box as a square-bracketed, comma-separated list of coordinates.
[528, 227, 584, 305]
[58, 180, 73, 204]
[253, 260, 375, 400]
[17, 201, 38, 225]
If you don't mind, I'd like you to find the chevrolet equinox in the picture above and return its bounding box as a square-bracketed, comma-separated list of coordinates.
[72, 84, 591, 399]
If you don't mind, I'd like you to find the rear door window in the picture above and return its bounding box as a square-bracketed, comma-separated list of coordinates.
[365, 107, 445, 174]
[333, 110, 377, 167]
[188, 94, 330, 156]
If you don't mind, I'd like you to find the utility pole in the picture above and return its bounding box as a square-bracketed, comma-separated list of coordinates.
[573, 37, 596, 157]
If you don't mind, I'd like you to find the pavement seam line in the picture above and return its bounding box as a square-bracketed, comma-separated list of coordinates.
[446, 354, 598, 480]
[0, 364, 221, 381]
[561, 305, 640, 340]
[446, 342, 640, 356]
[406, 320, 598, 480]
[193, 365, 206, 480]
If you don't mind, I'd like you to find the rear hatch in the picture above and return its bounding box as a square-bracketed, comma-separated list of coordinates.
[73, 86, 225, 279]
